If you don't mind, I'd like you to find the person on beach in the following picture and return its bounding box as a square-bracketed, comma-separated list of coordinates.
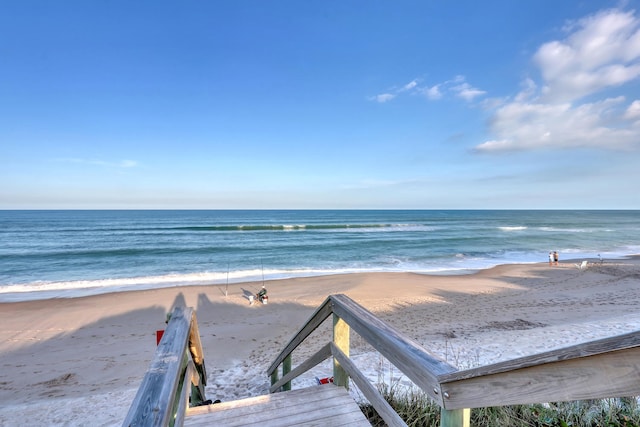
[553, 251, 559, 266]
[257, 285, 268, 303]
[549, 252, 553, 266]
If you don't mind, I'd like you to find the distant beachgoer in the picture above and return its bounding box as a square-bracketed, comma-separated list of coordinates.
[553, 251, 559, 266]
[257, 285, 267, 303]
[549, 252, 553, 266]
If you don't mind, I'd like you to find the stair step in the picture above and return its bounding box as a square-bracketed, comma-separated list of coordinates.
[184, 384, 371, 426]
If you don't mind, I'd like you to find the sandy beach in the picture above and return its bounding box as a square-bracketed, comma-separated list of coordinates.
[1, 257, 640, 426]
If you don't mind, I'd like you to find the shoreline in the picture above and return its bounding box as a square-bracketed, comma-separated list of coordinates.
[1, 258, 640, 425]
[2, 253, 637, 303]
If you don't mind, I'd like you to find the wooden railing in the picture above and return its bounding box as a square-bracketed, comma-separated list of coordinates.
[267, 294, 640, 427]
[123, 306, 208, 427]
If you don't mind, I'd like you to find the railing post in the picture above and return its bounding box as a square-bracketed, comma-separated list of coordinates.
[333, 313, 350, 389]
[440, 408, 470, 427]
[270, 369, 278, 387]
[282, 354, 292, 391]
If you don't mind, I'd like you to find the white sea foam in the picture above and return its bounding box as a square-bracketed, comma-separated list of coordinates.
[330, 224, 436, 233]
[498, 226, 528, 231]
[282, 224, 306, 230]
[539, 226, 593, 233]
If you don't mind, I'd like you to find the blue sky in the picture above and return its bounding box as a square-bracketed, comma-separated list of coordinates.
[2, 1, 640, 209]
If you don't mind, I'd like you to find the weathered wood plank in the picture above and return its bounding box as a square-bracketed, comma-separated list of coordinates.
[187, 400, 366, 427]
[330, 294, 456, 405]
[266, 297, 333, 376]
[185, 385, 370, 426]
[188, 310, 207, 396]
[189, 384, 349, 415]
[331, 342, 407, 427]
[440, 346, 640, 409]
[123, 306, 193, 427]
[174, 361, 196, 427]
[333, 313, 350, 388]
[439, 329, 640, 383]
[188, 311, 205, 368]
[282, 354, 292, 391]
[269, 342, 332, 393]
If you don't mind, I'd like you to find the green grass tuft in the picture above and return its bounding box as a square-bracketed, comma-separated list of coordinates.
[359, 386, 640, 427]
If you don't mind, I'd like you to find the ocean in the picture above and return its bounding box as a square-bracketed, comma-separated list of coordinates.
[1, 210, 639, 302]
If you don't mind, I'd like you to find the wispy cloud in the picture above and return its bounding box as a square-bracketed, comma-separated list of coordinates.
[477, 8, 640, 152]
[400, 80, 419, 92]
[452, 81, 487, 101]
[119, 160, 138, 168]
[369, 75, 485, 104]
[341, 176, 432, 190]
[55, 158, 139, 168]
[368, 93, 396, 103]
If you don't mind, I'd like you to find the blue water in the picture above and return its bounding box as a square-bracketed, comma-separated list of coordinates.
[1, 210, 639, 301]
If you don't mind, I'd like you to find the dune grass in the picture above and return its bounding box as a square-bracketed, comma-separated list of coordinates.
[359, 385, 640, 427]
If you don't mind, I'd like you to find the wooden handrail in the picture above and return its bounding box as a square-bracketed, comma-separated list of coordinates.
[440, 329, 640, 382]
[267, 294, 640, 426]
[267, 297, 333, 375]
[331, 342, 406, 427]
[123, 306, 208, 427]
[269, 343, 332, 393]
[439, 332, 640, 409]
[331, 294, 457, 403]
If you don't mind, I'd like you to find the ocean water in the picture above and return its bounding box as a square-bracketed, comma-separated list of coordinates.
[1, 210, 638, 301]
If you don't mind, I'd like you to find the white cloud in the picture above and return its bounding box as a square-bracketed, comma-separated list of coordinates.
[369, 93, 396, 103]
[477, 8, 640, 152]
[477, 96, 637, 152]
[514, 78, 537, 102]
[368, 79, 418, 103]
[401, 80, 419, 91]
[624, 99, 640, 119]
[452, 82, 487, 101]
[424, 85, 442, 100]
[535, 9, 640, 102]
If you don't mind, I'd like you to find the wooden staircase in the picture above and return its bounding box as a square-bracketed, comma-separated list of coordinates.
[124, 297, 640, 427]
[184, 384, 371, 426]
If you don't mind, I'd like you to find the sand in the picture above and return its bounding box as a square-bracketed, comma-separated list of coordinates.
[1, 257, 640, 426]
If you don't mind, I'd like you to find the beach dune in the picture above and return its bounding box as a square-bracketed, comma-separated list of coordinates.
[1, 258, 640, 425]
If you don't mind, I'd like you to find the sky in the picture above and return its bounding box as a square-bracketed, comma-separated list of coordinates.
[1, 1, 640, 209]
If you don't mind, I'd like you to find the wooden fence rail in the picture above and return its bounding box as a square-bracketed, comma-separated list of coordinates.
[267, 294, 640, 427]
[123, 306, 208, 427]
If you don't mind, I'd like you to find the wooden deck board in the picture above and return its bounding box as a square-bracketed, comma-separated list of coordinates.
[184, 384, 371, 426]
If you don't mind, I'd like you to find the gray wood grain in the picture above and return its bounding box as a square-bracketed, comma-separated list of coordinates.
[123, 306, 193, 427]
[185, 384, 370, 426]
[331, 342, 406, 427]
